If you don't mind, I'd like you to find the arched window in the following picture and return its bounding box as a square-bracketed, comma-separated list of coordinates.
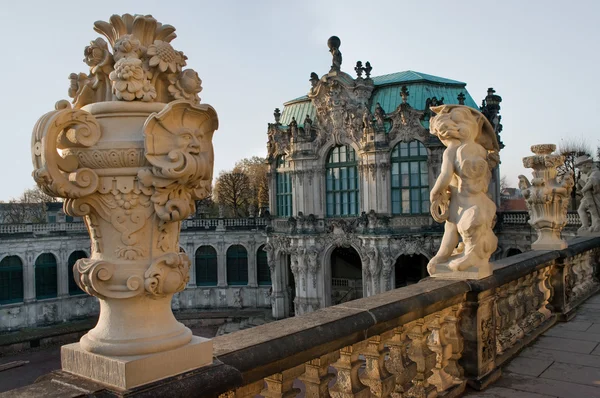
[391, 141, 429, 214]
[276, 155, 292, 217]
[68, 251, 87, 295]
[35, 253, 57, 300]
[196, 246, 218, 286]
[326, 145, 359, 217]
[257, 245, 271, 286]
[0, 256, 23, 304]
[227, 245, 248, 285]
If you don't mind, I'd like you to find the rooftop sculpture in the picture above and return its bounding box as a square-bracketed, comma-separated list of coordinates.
[31, 13, 218, 389]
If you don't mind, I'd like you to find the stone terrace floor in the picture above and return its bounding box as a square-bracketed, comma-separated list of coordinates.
[466, 291, 600, 398]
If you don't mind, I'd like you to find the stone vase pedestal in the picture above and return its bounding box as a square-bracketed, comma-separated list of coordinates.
[519, 144, 573, 250]
[32, 100, 217, 388]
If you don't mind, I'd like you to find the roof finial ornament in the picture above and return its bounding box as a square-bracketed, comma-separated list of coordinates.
[327, 36, 342, 73]
[355, 61, 363, 78]
[400, 85, 409, 104]
[273, 108, 281, 124]
[457, 92, 465, 105]
[364, 61, 372, 78]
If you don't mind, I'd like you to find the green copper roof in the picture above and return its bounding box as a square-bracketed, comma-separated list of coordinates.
[371, 70, 466, 86]
[279, 70, 478, 126]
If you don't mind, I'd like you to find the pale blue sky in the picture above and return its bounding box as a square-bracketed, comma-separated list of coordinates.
[1, 0, 599, 201]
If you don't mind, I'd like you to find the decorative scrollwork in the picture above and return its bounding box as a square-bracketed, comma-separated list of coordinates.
[32, 101, 101, 199]
[144, 252, 190, 297]
[139, 100, 218, 222]
[74, 258, 143, 299]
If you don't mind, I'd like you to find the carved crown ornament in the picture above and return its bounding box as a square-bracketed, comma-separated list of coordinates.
[30, 14, 218, 357]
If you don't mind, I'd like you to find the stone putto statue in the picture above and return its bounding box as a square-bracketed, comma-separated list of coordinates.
[427, 105, 499, 279]
[519, 144, 574, 249]
[575, 155, 600, 234]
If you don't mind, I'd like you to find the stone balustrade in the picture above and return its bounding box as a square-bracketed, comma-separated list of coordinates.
[0, 217, 268, 236]
[5, 236, 600, 396]
[207, 236, 599, 398]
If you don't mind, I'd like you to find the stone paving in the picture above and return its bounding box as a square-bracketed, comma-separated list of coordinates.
[467, 292, 600, 398]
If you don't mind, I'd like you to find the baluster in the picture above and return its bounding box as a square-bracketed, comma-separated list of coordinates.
[506, 280, 524, 347]
[298, 351, 339, 397]
[537, 266, 553, 322]
[219, 379, 264, 398]
[518, 273, 536, 334]
[425, 312, 454, 392]
[262, 364, 305, 398]
[329, 342, 371, 398]
[443, 305, 464, 384]
[495, 284, 510, 355]
[405, 320, 436, 398]
[359, 335, 395, 397]
[384, 327, 414, 397]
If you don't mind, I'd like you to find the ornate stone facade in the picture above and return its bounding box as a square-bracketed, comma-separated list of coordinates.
[264, 36, 508, 317]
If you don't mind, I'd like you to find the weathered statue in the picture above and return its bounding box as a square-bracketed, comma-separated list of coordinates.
[519, 144, 574, 249]
[327, 36, 342, 72]
[303, 114, 312, 136]
[374, 103, 385, 128]
[289, 117, 298, 139]
[427, 105, 499, 279]
[576, 155, 600, 234]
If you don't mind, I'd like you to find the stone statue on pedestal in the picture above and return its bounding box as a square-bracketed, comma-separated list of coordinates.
[519, 144, 573, 249]
[427, 105, 499, 279]
[576, 155, 600, 234]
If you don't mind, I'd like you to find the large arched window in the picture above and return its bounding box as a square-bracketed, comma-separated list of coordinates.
[227, 245, 248, 285]
[0, 256, 23, 304]
[391, 141, 429, 214]
[35, 253, 57, 300]
[276, 155, 292, 217]
[326, 145, 359, 217]
[68, 251, 87, 295]
[196, 246, 218, 286]
[257, 245, 271, 286]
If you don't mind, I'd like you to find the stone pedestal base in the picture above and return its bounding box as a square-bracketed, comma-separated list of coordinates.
[532, 239, 568, 250]
[61, 336, 212, 390]
[429, 261, 491, 280]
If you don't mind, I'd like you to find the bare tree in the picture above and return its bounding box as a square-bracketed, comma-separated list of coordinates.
[557, 137, 593, 210]
[2, 186, 59, 224]
[234, 156, 269, 212]
[213, 171, 252, 217]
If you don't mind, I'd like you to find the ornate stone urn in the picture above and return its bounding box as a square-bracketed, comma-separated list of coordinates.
[31, 14, 217, 388]
[518, 144, 573, 250]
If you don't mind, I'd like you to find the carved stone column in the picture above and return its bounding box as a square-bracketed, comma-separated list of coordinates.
[519, 144, 573, 250]
[31, 14, 216, 390]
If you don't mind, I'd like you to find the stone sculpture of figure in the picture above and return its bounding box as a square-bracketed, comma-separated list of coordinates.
[303, 114, 312, 136]
[289, 117, 298, 139]
[327, 36, 342, 72]
[374, 103, 385, 128]
[427, 105, 499, 279]
[310, 72, 319, 88]
[576, 155, 600, 234]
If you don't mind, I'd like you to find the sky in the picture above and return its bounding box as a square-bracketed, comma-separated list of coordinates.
[1, 0, 599, 201]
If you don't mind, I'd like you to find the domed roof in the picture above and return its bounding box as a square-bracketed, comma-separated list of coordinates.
[279, 70, 478, 127]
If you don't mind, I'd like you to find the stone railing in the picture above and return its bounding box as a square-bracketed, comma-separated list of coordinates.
[0, 222, 87, 235]
[6, 236, 600, 396]
[501, 211, 581, 226]
[206, 236, 599, 397]
[0, 217, 268, 236]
